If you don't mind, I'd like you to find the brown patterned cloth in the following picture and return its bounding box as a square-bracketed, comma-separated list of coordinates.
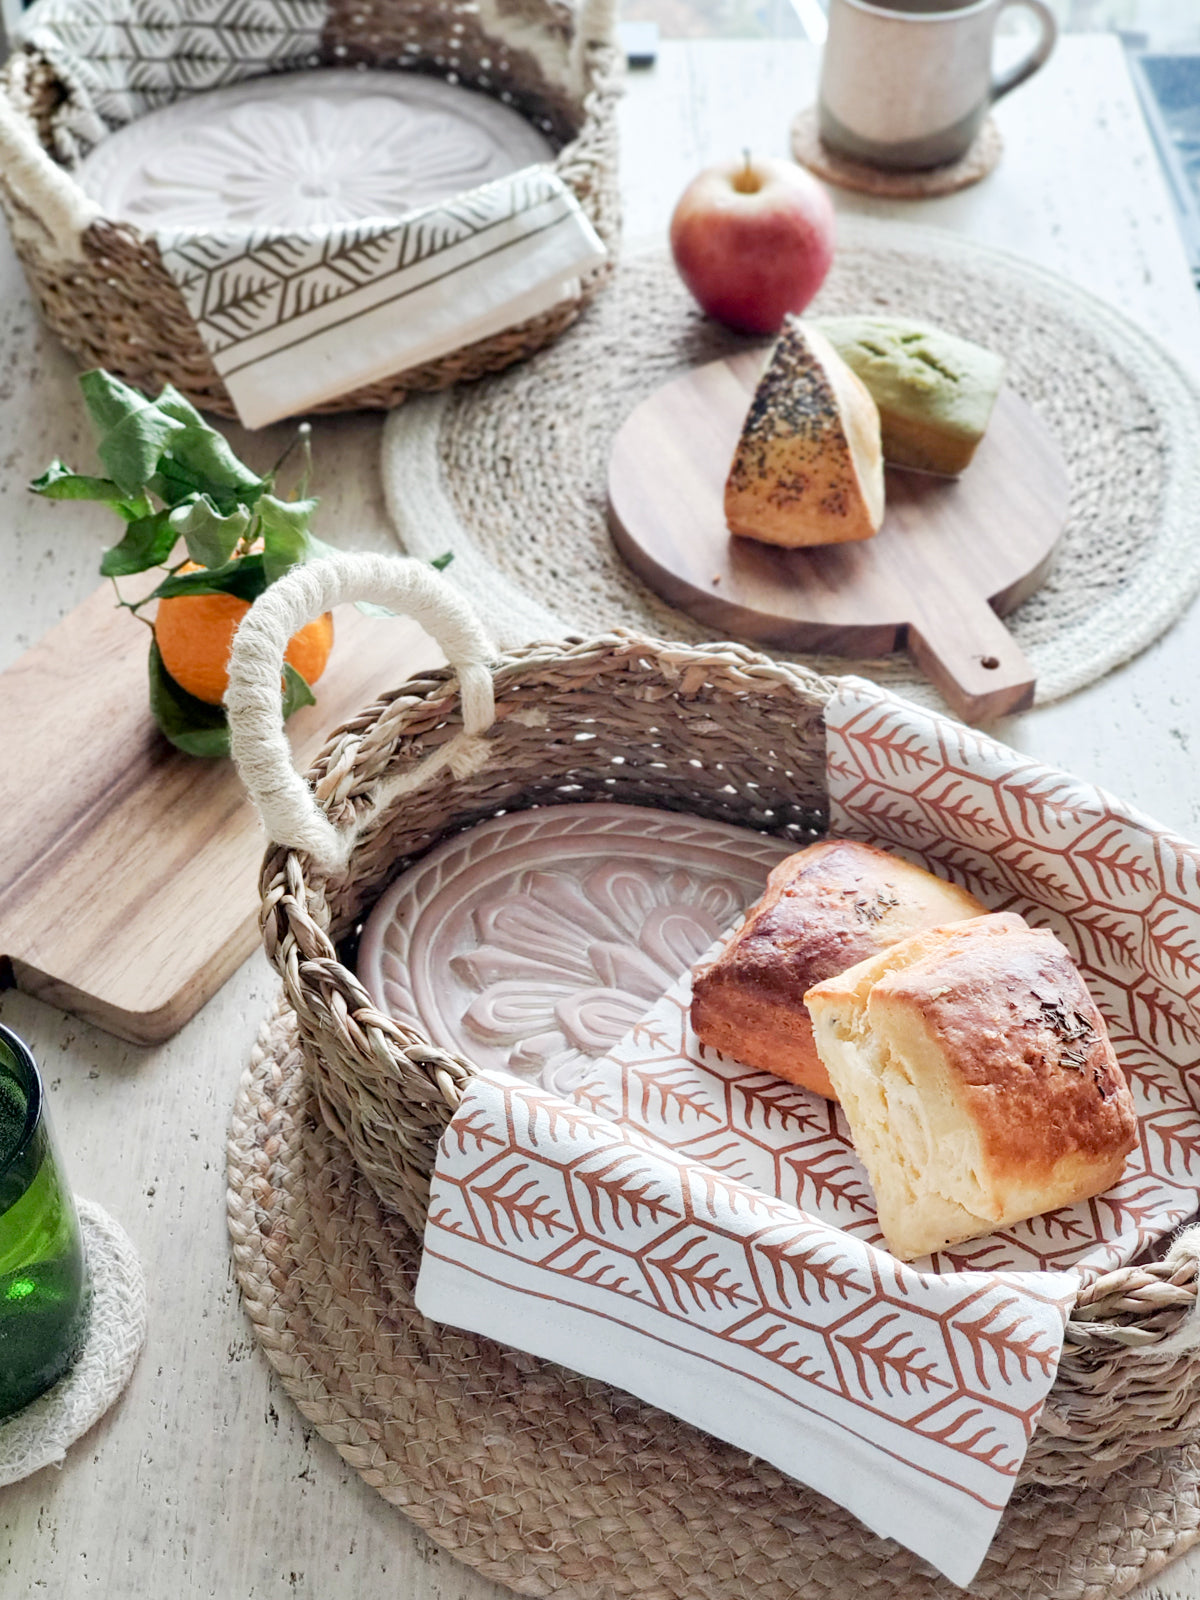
[417, 1063, 1078, 1585]
[411, 674, 1200, 1584]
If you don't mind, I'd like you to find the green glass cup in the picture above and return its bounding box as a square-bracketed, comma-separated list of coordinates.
[0, 1023, 90, 1418]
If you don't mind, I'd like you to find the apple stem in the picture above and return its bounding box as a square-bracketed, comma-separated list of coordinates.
[743, 148, 752, 181]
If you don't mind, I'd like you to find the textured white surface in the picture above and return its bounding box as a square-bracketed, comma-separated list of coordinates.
[0, 1200, 146, 1487]
[2, 34, 1200, 1600]
[357, 802, 793, 1083]
[74, 69, 555, 229]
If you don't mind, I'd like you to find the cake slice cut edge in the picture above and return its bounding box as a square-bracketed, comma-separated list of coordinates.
[724, 317, 885, 548]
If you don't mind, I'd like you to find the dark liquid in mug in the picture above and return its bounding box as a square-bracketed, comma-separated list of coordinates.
[857, 0, 985, 13]
[0, 1047, 89, 1416]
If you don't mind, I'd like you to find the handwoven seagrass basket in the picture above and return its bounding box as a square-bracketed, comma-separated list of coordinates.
[0, 0, 620, 415]
[224, 553, 1200, 1494]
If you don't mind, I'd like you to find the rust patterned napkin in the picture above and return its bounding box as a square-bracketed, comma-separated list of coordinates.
[415, 678, 1200, 1584]
[415, 1058, 1078, 1585]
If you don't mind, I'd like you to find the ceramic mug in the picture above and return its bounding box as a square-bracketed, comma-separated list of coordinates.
[818, 0, 1058, 171]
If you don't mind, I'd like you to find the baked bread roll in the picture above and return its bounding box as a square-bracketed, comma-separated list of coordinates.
[804, 913, 1138, 1261]
[690, 839, 986, 1099]
[724, 318, 885, 547]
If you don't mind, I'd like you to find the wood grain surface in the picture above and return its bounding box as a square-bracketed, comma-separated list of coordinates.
[0, 587, 439, 1043]
[607, 348, 1070, 721]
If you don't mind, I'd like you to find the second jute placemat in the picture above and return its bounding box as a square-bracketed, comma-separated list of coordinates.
[227, 999, 1200, 1600]
[383, 219, 1200, 717]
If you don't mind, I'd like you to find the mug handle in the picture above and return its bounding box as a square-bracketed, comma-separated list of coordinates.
[991, 0, 1057, 102]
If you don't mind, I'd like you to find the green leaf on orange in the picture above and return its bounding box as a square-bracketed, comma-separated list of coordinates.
[99, 510, 178, 577]
[148, 552, 270, 604]
[147, 639, 231, 759]
[281, 662, 316, 718]
[169, 494, 250, 569]
[153, 386, 265, 509]
[30, 460, 154, 520]
[80, 370, 189, 496]
[259, 493, 319, 584]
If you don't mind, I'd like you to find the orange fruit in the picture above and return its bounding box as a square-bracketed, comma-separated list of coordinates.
[155, 564, 334, 706]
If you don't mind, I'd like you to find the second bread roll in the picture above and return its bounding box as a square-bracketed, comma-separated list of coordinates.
[690, 839, 986, 1098]
[804, 913, 1138, 1260]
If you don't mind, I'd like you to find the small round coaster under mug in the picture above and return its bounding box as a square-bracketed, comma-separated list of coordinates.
[791, 105, 1003, 198]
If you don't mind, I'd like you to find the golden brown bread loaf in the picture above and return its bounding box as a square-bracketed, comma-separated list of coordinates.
[804, 913, 1138, 1261]
[724, 318, 885, 547]
[689, 839, 986, 1099]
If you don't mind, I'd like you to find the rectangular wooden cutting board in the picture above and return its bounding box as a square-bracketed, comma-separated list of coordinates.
[0, 584, 441, 1044]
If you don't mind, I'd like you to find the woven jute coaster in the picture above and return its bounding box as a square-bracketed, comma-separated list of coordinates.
[382, 221, 1200, 716]
[0, 1200, 146, 1486]
[227, 999, 1200, 1600]
[790, 107, 1003, 197]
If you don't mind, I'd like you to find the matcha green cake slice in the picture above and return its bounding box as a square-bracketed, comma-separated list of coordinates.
[817, 316, 1005, 476]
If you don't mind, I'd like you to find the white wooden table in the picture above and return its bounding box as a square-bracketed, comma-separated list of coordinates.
[3, 34, 1200, 1599]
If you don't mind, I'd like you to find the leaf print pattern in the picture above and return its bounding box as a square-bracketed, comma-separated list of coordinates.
[754, 1235, 864, 1306]
[837, 1314, 954, 1398]
[827, 679, 1200, 1265]
[573, 1155, 679, 1231]
[647, 1235, 754, 1314]
[26, 0, 326, 163]
[419, 678, 1200, 1555]
[160, 168, 577, 355]
[952, 1299, 1061, 1384]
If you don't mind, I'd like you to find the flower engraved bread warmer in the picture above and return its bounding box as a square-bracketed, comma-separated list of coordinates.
[0, 0, 620, 419]
[220, 551, 1200, 1539]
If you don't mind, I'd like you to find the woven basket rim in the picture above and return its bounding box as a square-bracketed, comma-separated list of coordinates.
[3, 38, 620, 241]
[0, 7, 623, 415]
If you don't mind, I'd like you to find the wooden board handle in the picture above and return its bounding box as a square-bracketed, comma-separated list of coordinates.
[907, 599, 1035, 723]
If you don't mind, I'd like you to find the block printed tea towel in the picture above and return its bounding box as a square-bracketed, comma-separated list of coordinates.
[156, 167, 607, 427]
[416, 679, 1200, 1584]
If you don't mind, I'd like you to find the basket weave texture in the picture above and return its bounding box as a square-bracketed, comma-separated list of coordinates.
[0, 0, 621, 415]
[251, 629, 1200, 1491]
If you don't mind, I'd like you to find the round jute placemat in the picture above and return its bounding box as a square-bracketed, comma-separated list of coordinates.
[227, 1000, 1200, 1600]
[382, 219, 1200, 715]
[789, 107, 1002, 197]
[0, 1200, 146, 1486]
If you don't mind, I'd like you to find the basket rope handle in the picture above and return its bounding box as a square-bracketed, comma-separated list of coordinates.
[226, 553, 496, 871]
[0, 80, 99, 259]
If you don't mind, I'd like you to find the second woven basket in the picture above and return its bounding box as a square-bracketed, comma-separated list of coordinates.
[0, 0, 621, 414]
[223, 552, 1200, 1492]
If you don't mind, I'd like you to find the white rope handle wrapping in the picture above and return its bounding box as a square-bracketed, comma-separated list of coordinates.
[225, 554, 496, 870]
[0, 87, 99, 259]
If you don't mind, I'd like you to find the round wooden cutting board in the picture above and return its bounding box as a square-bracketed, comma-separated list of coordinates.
[607, 348, 1071, 722]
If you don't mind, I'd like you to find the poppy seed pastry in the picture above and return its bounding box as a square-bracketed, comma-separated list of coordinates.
[804, 914, 1138, 1261]
[689, 839, 986, 1099]
[724, 318, 885, 547]
[817, 315, 1005, 476]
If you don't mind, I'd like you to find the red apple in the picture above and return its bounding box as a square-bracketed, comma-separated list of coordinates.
[669, 155, 836, 335]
